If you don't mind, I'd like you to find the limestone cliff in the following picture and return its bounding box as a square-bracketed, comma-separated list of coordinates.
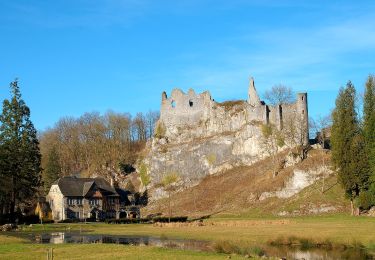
[144, 78, 308, 200]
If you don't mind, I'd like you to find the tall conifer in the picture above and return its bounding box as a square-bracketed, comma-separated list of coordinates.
[363, 75, 375, 199]
[42, 146, 61, 194]
[331, 82, 362, 214]
[0, 80, 41, 221]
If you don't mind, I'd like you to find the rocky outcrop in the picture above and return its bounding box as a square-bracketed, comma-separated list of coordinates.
[259, 166, 332, 201]
[144, 78, 309, 200]
[146, 103, 269, 200]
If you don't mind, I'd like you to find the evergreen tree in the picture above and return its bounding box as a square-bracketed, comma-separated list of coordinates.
[42, 146, 61, 195]
[0, 80, 41, 221]
[363, 75, 375, 202]
[331, 81, 365, 214]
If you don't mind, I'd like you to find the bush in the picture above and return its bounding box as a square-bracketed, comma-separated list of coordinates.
[139, 162, 151, 187]
[20, 215, 40, 224]
[105, 216, 188, 224]
[213, 240, 240, 254]
[152, 216, 188, 223]
[206, 153, 216, 165]
[154, 122, 166, 139]
[58, 218, 80, 223]
[105, 218, 151, 224]
[357, 191, 374, 210]
[41, 219, 54, 224]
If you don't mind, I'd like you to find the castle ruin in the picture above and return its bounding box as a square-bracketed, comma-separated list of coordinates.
[147, 77, 309, 199]
[159, 77, 308, 145]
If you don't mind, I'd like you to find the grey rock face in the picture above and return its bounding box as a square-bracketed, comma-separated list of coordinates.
[145, 77, 309, 200]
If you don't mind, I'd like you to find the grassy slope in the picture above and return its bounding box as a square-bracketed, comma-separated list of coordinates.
[144, 149, 350, 218]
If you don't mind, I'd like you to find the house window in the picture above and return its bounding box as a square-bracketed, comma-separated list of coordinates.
[67, 198, 82, 205]
[89, 199, 99, 206]
[108, 198, 116, 205]
[69, 211, 79, 219]
[189, 100, 193, 107]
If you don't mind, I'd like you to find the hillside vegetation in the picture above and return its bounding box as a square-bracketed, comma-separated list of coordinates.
[143, 149, 350, 218]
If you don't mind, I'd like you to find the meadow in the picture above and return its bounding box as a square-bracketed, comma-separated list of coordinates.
[1, 214, 374, 259]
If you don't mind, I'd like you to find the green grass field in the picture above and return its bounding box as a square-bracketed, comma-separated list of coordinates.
[0, 235, 247, 260]
[2, 214, 374, 259]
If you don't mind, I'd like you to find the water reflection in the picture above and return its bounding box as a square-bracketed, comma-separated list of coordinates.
[30, 232, 210, 252]
[12, 232, 373, 260]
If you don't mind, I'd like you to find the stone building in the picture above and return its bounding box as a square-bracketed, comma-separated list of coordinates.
[47, 176, 140, 221]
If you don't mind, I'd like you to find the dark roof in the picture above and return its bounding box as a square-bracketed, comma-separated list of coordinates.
[54, 176, 118, 197]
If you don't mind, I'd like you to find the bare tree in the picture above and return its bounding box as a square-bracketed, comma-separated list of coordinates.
[161, 172, 180, 222]
[133, 112, 147, 141]
[39, 110, 149, 180]
[146, 110, 160, 139]
[310, 115, 332, 193]
[263, 84, 296, 106]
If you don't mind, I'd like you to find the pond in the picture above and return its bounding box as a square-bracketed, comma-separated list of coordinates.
[14, 232, 211, 252]
[8, 232, 373, 260]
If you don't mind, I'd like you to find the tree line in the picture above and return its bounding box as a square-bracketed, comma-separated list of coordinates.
[0, 79, 159, 222]
[331, 75, 375, 214]
[40, 110, 159, 194]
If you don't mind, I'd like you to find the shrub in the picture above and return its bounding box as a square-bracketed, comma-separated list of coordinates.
[154, 122, 166, 139]
[58, 219, 80, 223]
[213, 240, 240, 254]
[20, 215, 40, 224]
[357, 191, 374, 210]
[41, 219, 54, 224]
[139, 162, 151, 187]
[218, 100, 245, 111]
[105, 218, 152, 224]
[206, 153, 217, 165]
[152, 216, 188, 223]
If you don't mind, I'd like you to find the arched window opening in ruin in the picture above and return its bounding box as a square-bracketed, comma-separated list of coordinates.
[302, 96, 304, 101]
[171, 100, 176, 108]
[189, 100, 193, 107]
[302, 110, 305, 114]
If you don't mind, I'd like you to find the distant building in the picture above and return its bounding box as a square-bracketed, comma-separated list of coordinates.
[47, 176, 139, 221]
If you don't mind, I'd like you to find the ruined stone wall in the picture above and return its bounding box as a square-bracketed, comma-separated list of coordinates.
[160, 88, 213, 129]
[146, 77, 308, 200]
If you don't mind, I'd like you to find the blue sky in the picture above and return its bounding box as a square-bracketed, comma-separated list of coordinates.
[1, 1, 374, 131]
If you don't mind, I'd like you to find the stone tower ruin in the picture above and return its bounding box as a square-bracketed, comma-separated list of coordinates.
[159, 77, 309, 145]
